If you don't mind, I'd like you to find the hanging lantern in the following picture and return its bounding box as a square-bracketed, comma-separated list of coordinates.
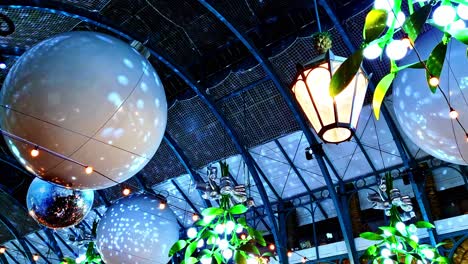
[291, 51, 369, 143]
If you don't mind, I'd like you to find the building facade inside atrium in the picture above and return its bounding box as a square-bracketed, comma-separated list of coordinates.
[0, 0, 467, 263]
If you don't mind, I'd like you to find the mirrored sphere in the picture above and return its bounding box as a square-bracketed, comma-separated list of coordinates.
[27, 177, 94, 229]
[393, 29, 468, 165]
[0, 31, 167, 189]
[96, 194, 179, 264]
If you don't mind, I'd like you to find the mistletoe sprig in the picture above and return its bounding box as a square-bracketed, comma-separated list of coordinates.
[169, 198, 274, 264]
[328, 0, 468, 119]
[61, 220, 103, 264]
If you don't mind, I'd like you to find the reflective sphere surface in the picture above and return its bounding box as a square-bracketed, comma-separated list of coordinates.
[27, 177, 94, 229]
[0, 31, 167, 189]
[393, 29, 468, 165]
[96, 194, 179, 264]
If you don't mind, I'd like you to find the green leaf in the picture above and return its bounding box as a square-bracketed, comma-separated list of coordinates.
[253, 230, 266, 246]
[62, 257, 76, 264]
[451, 28, 468, 45]
[360, 232, 384, 241]
[405, 254, 413, 264]
[425, 40, 448, 93]
[436, 241, 449, 248]
[229, 204, 248, 215]
[201, 207, 224, 217]
[169, 240, 187, 257]
[181, 257, 198, 264]
[434, 256, 450, 263]
[185, 241, 198, 262]
[364, 9, 388, 43]
[329, 49, 364, 96]
[415, 221, 435, 229]
[373, 73, 396, 120]
[262, 252, 276, 259]
[237, 217, 247, 227]
[240, 244, 260, 255]
[379, 226, 397, 235]
[234, 250, 247, 264]
[213, 252, 223, 264]
[366, 245, 378, 256]
[402, 4, 432, 43]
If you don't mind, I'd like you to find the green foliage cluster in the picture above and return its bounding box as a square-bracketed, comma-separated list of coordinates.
[60, 221, 102, 264]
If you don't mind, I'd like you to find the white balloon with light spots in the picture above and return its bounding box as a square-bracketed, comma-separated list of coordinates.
[392, 29, 468, 165]
[0, 31, 167, 189]
[96, 194, 179, 264]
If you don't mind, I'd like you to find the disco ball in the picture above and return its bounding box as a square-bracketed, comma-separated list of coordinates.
[96, 194, 179, 264]
[0, 31, 167, 189]
[27, 177, 94, 229]
[392, 29, 468, 165]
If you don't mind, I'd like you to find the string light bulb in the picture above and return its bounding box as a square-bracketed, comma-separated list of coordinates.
[122, 188, 131, 196]
[0, 246, 6, 254]
[30, 146, 39, 157]
[287, 251, 293, 257]
[192, 214, 199, 221]
[33, 253, 40, 261]
[269, 244, 275, 250]
[449, 107, 459, 119]
[302, 257, 307, 263]
[429, 76, 439, 87]
[240, 233, 246, 240]
[159, 200, 167, 210]
[85, 166, 93, 174]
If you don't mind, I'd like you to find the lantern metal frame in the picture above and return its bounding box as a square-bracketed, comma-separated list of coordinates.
[291, 50, 370, 144]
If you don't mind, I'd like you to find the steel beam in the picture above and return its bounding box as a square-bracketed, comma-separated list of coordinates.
[353, 136, 380, 179]
[274, 139, 328, 218]
[0, 252, 7, 264]
[37, 231, 63, 260]
[53, 231, 78, 258]
[252, 161, 282, 201]
[0, 214, 34, 263]
[171, 179, 201, 215]
[4, 251, 20, 264]
[215, 76, 270, 103]
[24, 239, 51, 264]
[317, 0, 439, 247]
[164, 133, 212, 208]
[195, 2, 358, 261]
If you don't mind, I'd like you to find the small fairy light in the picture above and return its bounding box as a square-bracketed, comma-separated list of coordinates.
[192, 214, 199, 221]
[85, 166, 93, 174]
[0, 246, 6, 254]
[287, 251, 293, 257]
[30, 146, 39, 157]
[465, 133, 468, 143]
[269, 244, 275, 251]
[33, 253, 40, 261]
[449, 107, 459, 119]
[159, 200, 167, 210]
[302, 257, 307, 263]
[122, 188, 131, 196]
[240, 233, 246, 240]
[429, 76, 440, 87]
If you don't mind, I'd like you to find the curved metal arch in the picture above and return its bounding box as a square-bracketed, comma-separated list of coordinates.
[197, 1, 358, 262]
[0, 2, 284, 261]
[0, 213, 35, 263]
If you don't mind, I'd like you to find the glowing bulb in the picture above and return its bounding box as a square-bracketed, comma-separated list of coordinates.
[449, 107, 459, 119]
[269, 244, 275, 250]
[429, 76, 439, 87]
[383, 258, 393, 264]
[457, 4, 468, 20]
[421, 249, 435, 259]
[225, 221, 236, 233]
[187, 227, 197, 239]
[159, 201, 166, 210]
[30, 147, 39, 157]
[395, 222, 406, 233]
[215, 223, 226, 234]
[222, 249, 233, 260]
[410, 235, 419, 243]
[197, 239, 205, 248]
[200, 256, 212, 264]
[381, 248, 392, 258]
[386, 11, 406, 29]
[363, 43, 383, 60]
[386, 39, 408, 60]
[408, 224, 417, 234]
[287, 251, 293, 257]
[218, 239, 229, 250]
[33, 254, 40, 261]
[302, 257, 307, 263]
[433, 5, 456, 27]
[0, 63, 6, 70]
[0, 246, 6, 254]
[240, 233, 247, 240]
[236, 225, 243, 234]
[122, 188, 131, 196]
[192, 214, 199, 221]
[85, 166, 93, 174]
[374, 0, 394, 11]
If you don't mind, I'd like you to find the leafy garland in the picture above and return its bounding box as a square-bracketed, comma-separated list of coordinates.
[360, 173, 450, 264]
[329, 0, 468, 120]
[169, 162, 274, 264]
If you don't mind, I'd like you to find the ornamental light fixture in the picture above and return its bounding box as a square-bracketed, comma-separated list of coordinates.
[291, 50, 369, 143]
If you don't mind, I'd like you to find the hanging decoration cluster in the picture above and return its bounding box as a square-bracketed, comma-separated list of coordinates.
[169, 162, 273, 264]
[360, 173, 449, 264]
[61, 221, 103, 264]
[328, 0, 468, 121]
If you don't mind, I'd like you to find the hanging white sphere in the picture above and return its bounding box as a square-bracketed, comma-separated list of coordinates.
[96, 194, 179, 264]
[385, 39, 408, 60]
[222, 249, 233, 260]
[386, 11, 406, 29]
[364, 43, 383, 60]
[374, 0, 394, 11]
[450, 20, 466, 31]
[392, 29, 468, 165]
[432, 5, 456, 27]
[457, 4, 468, 20]
[187, 227, 198, 239]
[0, 31, 167, 190]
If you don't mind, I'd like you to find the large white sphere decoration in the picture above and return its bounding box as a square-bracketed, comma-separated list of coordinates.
[363, 43, 383, 60]
[385, 39, 408, 60]
[0, 31, 167, 189]
[432, 5, 456, 27]
[457, 4, 468, 20]
[96, 194, 179, 264]
[392, 29, 468, 165]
